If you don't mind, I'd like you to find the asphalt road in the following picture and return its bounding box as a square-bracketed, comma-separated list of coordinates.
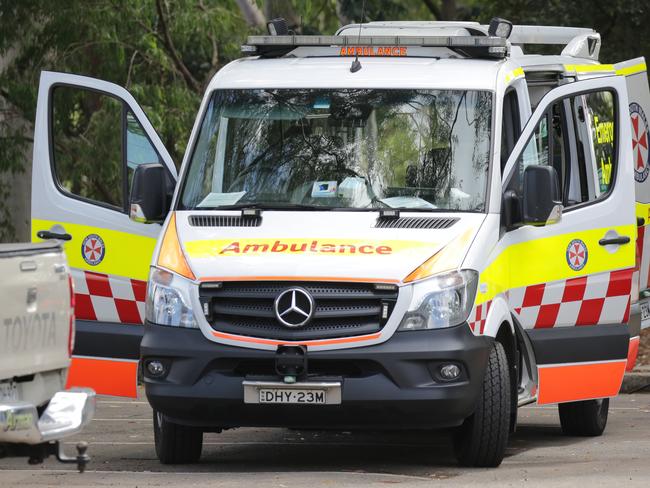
[1, 390, 649, 487]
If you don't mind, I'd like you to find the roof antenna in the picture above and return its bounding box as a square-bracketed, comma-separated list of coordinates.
[350, 0, 367, 73]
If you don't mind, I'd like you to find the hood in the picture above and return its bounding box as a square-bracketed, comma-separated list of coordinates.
[175, 211, 484, 283]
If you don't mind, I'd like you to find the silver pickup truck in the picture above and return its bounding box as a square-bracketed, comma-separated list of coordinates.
[0, 241, 94, 471]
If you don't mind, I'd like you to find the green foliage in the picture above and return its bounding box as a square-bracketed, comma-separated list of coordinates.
[0, 0, 649, 240]
[477, 0, 650, 63]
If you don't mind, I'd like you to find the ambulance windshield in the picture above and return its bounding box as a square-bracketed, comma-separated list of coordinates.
[180, 88, 492, 212]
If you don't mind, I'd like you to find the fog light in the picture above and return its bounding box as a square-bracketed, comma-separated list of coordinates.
[439, 364, 461, 380]
[147, 360, 166, 377]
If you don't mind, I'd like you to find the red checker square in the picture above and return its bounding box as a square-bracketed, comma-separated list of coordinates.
[479, 319, 487, 335]
[562, 276, 587, 302]
[522, 284, 545, 307]
[475, 304, 482, 321]
[606, 268, 633, 297]
[114, 298, 142, 324]
[85, 271, 113, 297]
[131, 279, 147, 302]
[75, 294, 97, 321]
[535, 303, 560, 328]
[576, 298, 605, 326]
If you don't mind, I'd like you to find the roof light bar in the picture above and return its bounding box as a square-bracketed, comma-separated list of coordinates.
[242, 34, 508, 59]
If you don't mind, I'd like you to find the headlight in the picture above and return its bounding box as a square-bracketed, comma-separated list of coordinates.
[398, 270, 478, 331]
[146, 267, 198, 328]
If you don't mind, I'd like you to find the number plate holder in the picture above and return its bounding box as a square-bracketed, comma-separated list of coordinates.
[243, 380, 341, 405]
[0, 381, 18, 403]
[641, 301, 650, 322]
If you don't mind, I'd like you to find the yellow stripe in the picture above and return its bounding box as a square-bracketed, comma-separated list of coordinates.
[636, 202, 650, 226]
[504, 67, 525, 83]
[475, 225, 636, 305]
[564, 63, 615, 74]
[32, 219, 157, 281]
[184, 238, 437, 259]
[615, 61, 647, 77]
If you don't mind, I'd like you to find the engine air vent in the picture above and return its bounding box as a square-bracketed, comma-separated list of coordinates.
[374, 216, 459, 230]
[189, 214, 262, 227]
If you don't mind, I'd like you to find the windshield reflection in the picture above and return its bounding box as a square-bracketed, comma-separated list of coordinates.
[181, 88, 492, 212]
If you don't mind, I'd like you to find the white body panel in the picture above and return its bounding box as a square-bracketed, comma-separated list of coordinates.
[0, 243, 71, 407]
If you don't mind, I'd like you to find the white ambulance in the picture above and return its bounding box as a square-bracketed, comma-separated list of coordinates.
[32, 19, 650, 467]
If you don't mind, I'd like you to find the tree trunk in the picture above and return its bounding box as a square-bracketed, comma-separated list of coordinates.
[235, 0, 266, 28]
[335, 0, 351, 27]
[441, 0, 457, 20]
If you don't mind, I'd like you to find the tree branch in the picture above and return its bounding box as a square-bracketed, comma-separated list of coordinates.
[421, 0, 442, 20]
[155, 0, 201, 92]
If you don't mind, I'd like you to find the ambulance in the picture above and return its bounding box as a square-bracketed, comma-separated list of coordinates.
[31, 18, 650, 467]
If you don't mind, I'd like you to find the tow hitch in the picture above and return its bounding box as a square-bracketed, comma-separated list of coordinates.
[2, 440, 90, 472]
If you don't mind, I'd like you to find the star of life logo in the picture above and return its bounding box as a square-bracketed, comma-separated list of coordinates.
[82, 234, 105, 266]
[566, 239, 588, 271]
[630, 102, 649, 183]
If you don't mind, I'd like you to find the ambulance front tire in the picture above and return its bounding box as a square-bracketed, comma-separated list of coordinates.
[558, 398, 609, 436]
[453, 340, 511, 467]
[153, 410, 203, 464]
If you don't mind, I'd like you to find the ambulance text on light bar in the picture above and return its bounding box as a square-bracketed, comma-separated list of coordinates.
[242, 35, 509, 59]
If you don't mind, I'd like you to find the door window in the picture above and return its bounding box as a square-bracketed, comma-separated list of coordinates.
[126, 111, 161, 196]
[500, 89, 521, 172]
[505, 89, 617, 210]
[51, 86, 163, 212]
[51, 86, 124, 208]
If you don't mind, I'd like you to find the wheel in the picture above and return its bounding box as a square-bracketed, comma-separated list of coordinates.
[153, 410, 203, 464]
[558, 398, 609, 436]
[454, 341, 511, 467]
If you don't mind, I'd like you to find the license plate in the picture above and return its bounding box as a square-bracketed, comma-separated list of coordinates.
[641, 301, 650, 321]
[0, 382, 18, 403]
[259, 389, 326, 404]
[243, 381, 341, 405]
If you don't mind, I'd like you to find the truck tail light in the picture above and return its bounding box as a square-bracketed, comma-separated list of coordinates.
[68, 273, 76, 357]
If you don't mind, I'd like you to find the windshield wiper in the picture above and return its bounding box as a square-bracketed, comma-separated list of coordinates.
[196, 202, 333, 211]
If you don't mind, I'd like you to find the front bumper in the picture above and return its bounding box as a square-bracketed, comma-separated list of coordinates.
[142, 323, 492, 430]
[0, 388, 95, 444]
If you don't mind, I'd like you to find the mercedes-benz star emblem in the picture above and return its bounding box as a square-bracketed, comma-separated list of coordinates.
[274, 288, 314, 328]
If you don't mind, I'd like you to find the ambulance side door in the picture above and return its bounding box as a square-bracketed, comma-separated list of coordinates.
[501, 75, 636, 405]
[31, 72, 178, 397]
[614, 58, 650, 341]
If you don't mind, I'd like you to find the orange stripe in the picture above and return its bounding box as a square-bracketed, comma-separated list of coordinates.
[537, 360, 626, 404]
[66, 357, 138, 398]
[211, 330, 382, 346]
[626, 336, 640, 372]
[200, 276, 400, 284]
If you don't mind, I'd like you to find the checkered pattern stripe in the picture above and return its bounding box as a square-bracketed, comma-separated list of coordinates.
[73, 269, 147, 325]
[469, 300, 492, 334]
[470, 268, 633, 333]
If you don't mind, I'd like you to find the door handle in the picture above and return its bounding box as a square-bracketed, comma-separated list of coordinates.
[37, 230, 72, 241]
[599, 236, 630, 246]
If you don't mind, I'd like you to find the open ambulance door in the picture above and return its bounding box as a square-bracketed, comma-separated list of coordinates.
[31, 72, 178, 397]
[501, 75, 636, 404]
[613, 59, 650, 360]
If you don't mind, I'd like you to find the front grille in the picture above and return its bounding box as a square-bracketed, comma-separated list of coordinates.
[374, 216, 458, 229]
[199, 281, 399, 341]
[189, 214, 262, 227]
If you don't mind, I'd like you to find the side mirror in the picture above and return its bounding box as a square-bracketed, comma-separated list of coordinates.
[129, 163, 171, 223]
[522, 165, 562, 226]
